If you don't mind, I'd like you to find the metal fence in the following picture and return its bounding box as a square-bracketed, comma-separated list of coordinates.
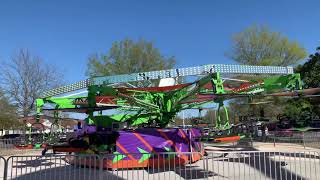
[0, 156, 6, 180]
[302, 132, 320, 149]
[4, 153, 206, 180]
[0, 139, 20, 149]
[226, 131, 320, 149]
[6, 155, 101, 180]
[1, 151, 320, 180]
[260, 131, 320, 149]
[2, 132, 320, 150]
[206, 151, 320, 180]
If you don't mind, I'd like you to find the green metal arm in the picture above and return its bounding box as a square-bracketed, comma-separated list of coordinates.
[215, 101, 230, 130]
[35, 71, 303, 129]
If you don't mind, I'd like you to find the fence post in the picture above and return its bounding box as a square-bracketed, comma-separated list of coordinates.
[303, 132, 306, 149]
[2, 157, 7, 180]
[273, 136, 276, 147]
[205, 153, 209, 180]
[202, 154, 207, 179]
[99, 155, 104, 180]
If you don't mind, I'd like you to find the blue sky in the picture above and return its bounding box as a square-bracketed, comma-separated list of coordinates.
[0, 0, 319, 84]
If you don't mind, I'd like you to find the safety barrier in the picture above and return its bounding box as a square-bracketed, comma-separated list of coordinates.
[302, 132, 320, 149]
[209, 131, 320, 149]
[4, 152, 205, 180]
[0, 156, 6, 180]
[98, 152, 207, 180]
[0, 139, 20, 150]
[260, 131, 320, 149]
[206, 151, 320, 180]
[5, 154, 101, 180]
[1, 151, 320, 179]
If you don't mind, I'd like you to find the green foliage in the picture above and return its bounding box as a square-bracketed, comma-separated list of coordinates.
[283, 47, 320, 127]
[87, 39, 176, 77]
[0, 89, 20, 129]
[228, 97, 285, 122]
[295, 47, 320, 88]
[284, 98, 312, 127]
[228, 25, 307, 66]
[226, 25, 307, 124]
[284, 98, 311, 117]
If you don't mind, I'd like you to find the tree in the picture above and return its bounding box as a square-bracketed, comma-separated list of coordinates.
[228, 97, 285, 122]
[0, 49, 62, 117]
[226, 25, 307, 124]
[86, 38, 176, 77]
[295, 47, 320, 88]
[0, 89, 20, 129]
[283, 97, 312, 127]
[203, 109, 216, 124]
[227, 25, 307, 66]
[172, 116, 193, 126]
[287, 47, 320, 126]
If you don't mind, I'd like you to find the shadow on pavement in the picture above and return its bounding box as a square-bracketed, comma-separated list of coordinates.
[10, 165, 125, 180]
[211, 142, 311, 180]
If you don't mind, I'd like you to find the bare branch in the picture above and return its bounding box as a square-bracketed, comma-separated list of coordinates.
[0, 48, 63, 117]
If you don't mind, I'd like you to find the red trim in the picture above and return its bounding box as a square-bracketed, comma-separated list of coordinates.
[116, 142, 136, 160]
[179, 129, 198, 162]
[214, 136, 241, 143]
[133, 132, 154, 153]
[15, 144, 33, 149]
[95, 96, 116, 104]
[179, 129, 189, 144]
[189, 129, 201, 150]
[67, 156, 187, 169]
[53, 147, 87, 152]
[117, 83, 192, 93]
[157, 129, 189, 161]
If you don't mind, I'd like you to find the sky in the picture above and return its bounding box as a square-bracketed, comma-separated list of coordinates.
[0, 0, 319, 85]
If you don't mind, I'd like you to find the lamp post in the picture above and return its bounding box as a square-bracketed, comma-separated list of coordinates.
[26, 123, 32, 144]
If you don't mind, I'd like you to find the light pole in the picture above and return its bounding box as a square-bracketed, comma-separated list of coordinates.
[182, 111, 185, 128]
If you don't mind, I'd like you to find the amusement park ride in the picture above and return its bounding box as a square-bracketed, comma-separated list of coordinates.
[16, 64, 320, 168]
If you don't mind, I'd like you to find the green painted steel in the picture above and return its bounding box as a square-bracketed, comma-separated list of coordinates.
[36, 64, 302, 131]
[42, 64, 294, 98]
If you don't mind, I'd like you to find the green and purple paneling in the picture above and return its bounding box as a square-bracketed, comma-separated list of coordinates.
[68, 127, 204, 169]
[106, 128, 204, 168]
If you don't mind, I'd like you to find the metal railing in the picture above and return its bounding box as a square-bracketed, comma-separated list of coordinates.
[0, 151, 319, 180]
[0, 139, 20, 150]
[257, 131, 320, 149]
[206, 151, 320, 180]
[4, 153, 206, 180]
[6, 154, 101, 180]
[206, 131, 320, 149]
[0, 156, 6, 180]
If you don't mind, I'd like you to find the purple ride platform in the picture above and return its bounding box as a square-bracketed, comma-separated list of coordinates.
[67, 128, 204, 169]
